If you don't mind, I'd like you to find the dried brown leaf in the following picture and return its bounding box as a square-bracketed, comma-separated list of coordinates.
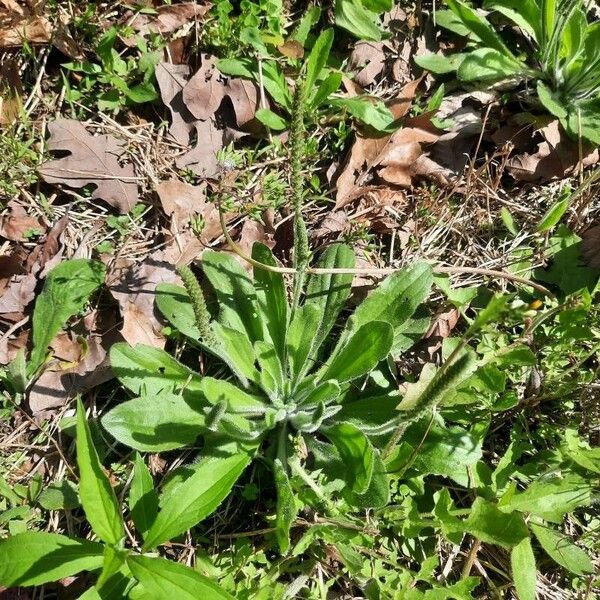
[224, 78, 260, 128]
[350, 42, 386, 87]
[183, 55, 225, 121]
[40, 120, 139, 213]
[155, 62, 195, 145]
[175, 118, 225, 177]
[0, 202, 44, 241]
[128, 2, 211, 36]
[0, 57, 22, 125]
[581, 225, 600, 270]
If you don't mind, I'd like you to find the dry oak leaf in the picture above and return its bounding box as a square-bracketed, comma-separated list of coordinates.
[183, 55, 226, 121]
[0, 202, 44, 241]
[109, 252, 179, 348]
[224, 78, 260, 128]
[128, 2, 211, 37]
[175, 118, 228, 177]
[350, 41, 386, 87]
[581, 225, 600, 270]
[506, 120, 599, 182]
[40, 120, 139, 213]
[156, 178, 222, 242]
[155, 62, 195, 145]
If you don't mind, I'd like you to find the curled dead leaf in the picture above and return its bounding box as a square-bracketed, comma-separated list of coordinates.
[127, 2, 211, 37]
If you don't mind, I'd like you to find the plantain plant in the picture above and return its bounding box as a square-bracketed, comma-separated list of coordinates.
[416, 0, 600, 144]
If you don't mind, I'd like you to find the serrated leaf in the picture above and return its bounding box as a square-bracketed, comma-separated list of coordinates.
[29, 259, 105, 375]
[127, 555, 234, 600]
[0, 532, 103, 587]
[76, 399, 125, 545]
[143, 450, 250, 550]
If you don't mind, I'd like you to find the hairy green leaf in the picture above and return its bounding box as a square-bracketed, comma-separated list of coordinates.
[143, 450, 250, 549]
[0, 532, 103, 587]
[29, 259, 105, 375]
[511, 538, 537, 600]
[76, 398, 125, 545]
[128, 453, 158, 539]
[274, 459, 297, 554]
[127, 555, 234, 600]
[305, 28, 334, 94]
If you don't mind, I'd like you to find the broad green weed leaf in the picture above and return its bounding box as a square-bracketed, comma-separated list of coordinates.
[446, 0, 512, 53]
[29, 259, 105, 375]
[349, 262, 433, 349]
[255, 108, 288, 130]
[347, 446, 390, 508]
[483, 0, 541, 41]
[466, 294, 507, 335]
[414, 52, 465, 74]
[536, 197, 570, 232]
[335, 0, 383, 41]
[76, 399, 125, 545]
[252, 243, 288, 359]
[0, 532, 103, 587]
[128, 453, 158, 539]
[143, 450, 250, 549]
[305, 243, 355, 350]
[110, 343, 203, 397]
[96, 546, 127, 590]
[530, 521, 594, 575]
[311, 72, 343, 108]
[305, 28, 334, 94]
[462, 498, 529, 548]
[511, 538, 536, 600]
[299, 380, 341, 406]
[202, 250, 264, 344]
[255, 341, 284, 394]
[457, 48, 523, 81]
[291, 6, 321, 45]
[127, 555, 234, 600]
[286, 303, 322, 379]
[330, 97, 395, 131]
[274, 459, 297, 554]
[320, 321, 393, 384]
[156, 283, 201, 341]
[102, 392, 206, 452]
[322, 422, 376, 494]
[212, 323, 259, 386]
[261, 61, 292, 110]
[199, 377, 267, 414]
[216, 58, 255, 79]
[499, 474, 592, 522]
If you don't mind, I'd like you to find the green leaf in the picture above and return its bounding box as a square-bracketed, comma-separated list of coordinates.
[126, 82, 158, 103]
[457, 48, 524, 81]
[216, 58, 255, 79]
[127, 555, 234, 600]
[252, 243, 288, 360]
[305, 243, 355, 351]
[362, 0, 392, 10]
[212, 322, 260, 386]
[320, 321, 393, 384]
[414, 52, 466, 74]
[530, 521, 594, 575]
[291, 6, 321, 46]
[534, 225, 600, 295]
[348, 262, 433, 352]
[76, 398, 125, 545]
[310, 72, 343, 108]
[484, 0, 541, 41]
[305, 28, 334, 94]
[536, 197, 569, 232]
[110, 343, 203, 397]
[499, 474, 592, 523]
[101, 392, 206, 452]
[143, 450, 250, 550]
[500, 206, 519, 236]
[335, 0, 383, 41]
[261, 61, 292, 110]
[511, 538, 536, 600]
[536, 81, 568, 120]
[273, 459, 297, 554]
[462, 498, 529, 548]
[156, 283, 201, 341]
[446, 0, 512, 53]
[255, 108, 288, 130]
[0, 532, 104, 587]
[330, 97, 395, 131]
[322, 422, 376, 494]
[202, 250, 264, 344]
[466, 293, 508, 335]
[286, 303, 322, 379]
[199, 376, 267, 415]
[29, 259, 105, 375]
[128, 453, 158, 539]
